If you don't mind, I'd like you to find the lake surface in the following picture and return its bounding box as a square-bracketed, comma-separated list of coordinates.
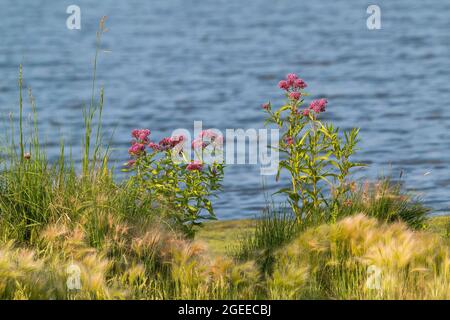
[1, 0, 450, 219]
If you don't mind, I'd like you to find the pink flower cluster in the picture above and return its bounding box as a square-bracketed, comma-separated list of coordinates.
[128, 129, 151, 157]
[277, 73, 328, 116]
[126, 128, 208, 172]
[278, 73, 308, 93]
[186, 160, 203, 171]
[192, 129, 223, 150]
[128, 143, 146, 156]
[131, 129, 151, 144]
[127, 128, 186, 165]
[309, 98, 328, 114]
[289, 92, 301, 101]
[157, 135, 185, 151]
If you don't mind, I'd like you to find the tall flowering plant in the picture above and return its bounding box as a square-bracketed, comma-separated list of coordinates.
[124, 129, 224, 237]
[263, 74, 363, 224]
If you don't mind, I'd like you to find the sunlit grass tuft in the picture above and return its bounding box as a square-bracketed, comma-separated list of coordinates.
[268, 214, 450, 299]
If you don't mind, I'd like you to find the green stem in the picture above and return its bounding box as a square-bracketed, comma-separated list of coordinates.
[18, 64, 24, 161]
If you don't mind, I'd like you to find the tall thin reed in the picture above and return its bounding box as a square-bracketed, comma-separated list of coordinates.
[82, 16, 108, 177]
[18, 64, 24, 161]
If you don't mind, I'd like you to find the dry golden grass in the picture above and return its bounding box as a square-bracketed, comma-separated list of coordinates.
[0, 209, 261, 300]
[269, 214, 450, 299]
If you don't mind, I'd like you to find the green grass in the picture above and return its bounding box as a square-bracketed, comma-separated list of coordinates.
[195, 219, 255, 256]
[426, 215, 450, 240]
[330, 179, 430, 229]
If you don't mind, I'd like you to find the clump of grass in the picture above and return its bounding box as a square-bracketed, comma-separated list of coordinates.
[333, 179, 430, 229]
[233, 204, 302, 275]
[0, 239, 118, 300]
[234, 207, 295, 258]
[268, 214, 450, 299]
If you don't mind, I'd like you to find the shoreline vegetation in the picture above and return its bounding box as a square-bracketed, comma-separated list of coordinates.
[1, 18, 450, 300]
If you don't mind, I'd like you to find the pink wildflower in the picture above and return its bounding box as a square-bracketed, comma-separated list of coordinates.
[302, 109, 310, 116]
[309, 98, 328, 113]
[131, 129, 140, 138]
[293, 78, 307, 89]
[186, 160, 203, 171]
[148, 142, 161, 151]
[170, 135, 185, 146]
[262, 102, 270, 110]
[278, 80, 290, 91]
[131, 129, 150, 144]
[158, 137, 172, 150]
[286, 73, 298, 86]
[159, 135, 185, 150]
[138, 129, 150, 141]
[128, 143, 145, 156]
[132, 129, 151, 143]
[289, 92, 301, 100]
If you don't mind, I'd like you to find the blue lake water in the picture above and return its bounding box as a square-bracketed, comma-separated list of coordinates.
[1, 0, 450, 219]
